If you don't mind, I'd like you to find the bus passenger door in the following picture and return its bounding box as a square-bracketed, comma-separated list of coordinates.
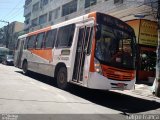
[14, 38, 25, 68]
[72, 25, 93, 83]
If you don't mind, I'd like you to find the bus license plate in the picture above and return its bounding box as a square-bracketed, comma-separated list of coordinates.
[117, 83, 126, 89]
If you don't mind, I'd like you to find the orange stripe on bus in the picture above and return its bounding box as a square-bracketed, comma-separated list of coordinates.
[28, 26, 51, 36]
[29, 49, 53, 62]
[89, 12, 97, 72]
[89, 38, 96, 72]
[88, 12, 96, 20]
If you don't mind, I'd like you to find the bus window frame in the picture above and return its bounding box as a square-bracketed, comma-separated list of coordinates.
[94, 24, 135, 70]
[86, 26, 94, 55]
[35, 32, 45, 49]
[15, 39, 20, 50]
[55, 24, 75, 49]
[44, 29, 57, 49]
[27, 35, 37, 49]
[24, 37, 29, 50]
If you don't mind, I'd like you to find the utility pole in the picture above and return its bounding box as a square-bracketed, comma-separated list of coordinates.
[0, 20, 9, 48]
[154, 0, 160, 97]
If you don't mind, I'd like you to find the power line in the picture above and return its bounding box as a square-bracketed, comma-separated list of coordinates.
[3, 0, 24, 20]
[7, 9, 24, 22]
[6, 7, 24, 21]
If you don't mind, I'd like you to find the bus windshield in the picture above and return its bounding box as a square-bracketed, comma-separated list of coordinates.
[95, 24, 136, 70]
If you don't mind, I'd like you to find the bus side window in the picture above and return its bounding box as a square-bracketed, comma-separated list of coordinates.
[36, 32, 45, 49]
[45, 29, 57, 48]
[27, 35, 36, 49]
[86, 27, 94, 55]
[24, 37, 29, 50]
[56, 24, 75, 48]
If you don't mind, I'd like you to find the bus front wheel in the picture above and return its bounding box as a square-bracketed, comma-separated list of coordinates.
[56, 67, 68, 90]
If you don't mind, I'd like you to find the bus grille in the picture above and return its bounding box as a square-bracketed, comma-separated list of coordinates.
[101, 66, 134, 81]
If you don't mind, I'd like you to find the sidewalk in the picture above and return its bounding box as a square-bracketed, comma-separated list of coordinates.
[113, 84, 160, 113]
[112, 84, 160, 103]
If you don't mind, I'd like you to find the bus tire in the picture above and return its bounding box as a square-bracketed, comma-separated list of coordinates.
[56, 67, 68, 90]
[22, 61, 28, 75]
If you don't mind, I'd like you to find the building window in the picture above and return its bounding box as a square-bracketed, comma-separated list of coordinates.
[62, 0, 77, 17]
[25, 18, 30, 25]
[32, 2, 39, 12]
[43, 0, 49, 5]
[39, 14, 47, 25]
[40, 0, 49, 7]
[49, 7, 60, 21]
[85, 0, 97, 8]
[25, 13, 31, 18]
[25, 0, 32, 6]
[31, 18, 38, 27]
[56, 24, 75, 48]
[114, 0, 123, 4]
[25, 13, 31, 25]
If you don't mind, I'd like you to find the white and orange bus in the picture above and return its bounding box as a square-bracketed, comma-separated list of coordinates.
[14, 12, 136, 90]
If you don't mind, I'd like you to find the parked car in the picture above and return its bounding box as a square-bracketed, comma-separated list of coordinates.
[0, 55, 4, 63]
[0, 47, 9, 63]
[2, 55, 14, 65]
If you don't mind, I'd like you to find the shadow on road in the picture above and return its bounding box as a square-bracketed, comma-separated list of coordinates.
[15, 71, 160, 114]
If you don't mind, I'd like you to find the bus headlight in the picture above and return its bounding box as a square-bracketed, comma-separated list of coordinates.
[94, 58, 102, 74]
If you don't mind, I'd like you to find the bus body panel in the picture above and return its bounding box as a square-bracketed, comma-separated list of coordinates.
[52, 19, 95, 83]
[14, 37, 26, 67]
[14, 12, 136, 90]
[20, 48, 55, 77]
[88, 72, 136, 90]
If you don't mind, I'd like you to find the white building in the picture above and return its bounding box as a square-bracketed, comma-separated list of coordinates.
[24, 0, 157, 32]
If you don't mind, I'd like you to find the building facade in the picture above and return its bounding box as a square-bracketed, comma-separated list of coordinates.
[24, 0, 157, 32]
[0, 21, 24, 49]
[8, 22, 25, 50]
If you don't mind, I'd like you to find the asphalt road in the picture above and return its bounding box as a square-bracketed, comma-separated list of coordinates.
[0, 64, 160, 120]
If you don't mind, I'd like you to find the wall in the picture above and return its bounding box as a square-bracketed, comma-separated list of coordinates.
[24, 0, 157, 32]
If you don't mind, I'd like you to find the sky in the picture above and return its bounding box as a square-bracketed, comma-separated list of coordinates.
[0, 0, 25, 28]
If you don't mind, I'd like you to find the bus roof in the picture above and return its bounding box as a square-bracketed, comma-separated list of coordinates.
[18, 12, 98, 39]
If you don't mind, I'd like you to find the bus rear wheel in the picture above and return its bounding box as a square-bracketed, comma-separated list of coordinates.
[22, 61, 28, 75]
[56, 67, 68, 90]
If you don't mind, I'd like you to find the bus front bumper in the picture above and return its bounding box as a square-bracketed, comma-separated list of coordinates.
[87, 72, 136, 90]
